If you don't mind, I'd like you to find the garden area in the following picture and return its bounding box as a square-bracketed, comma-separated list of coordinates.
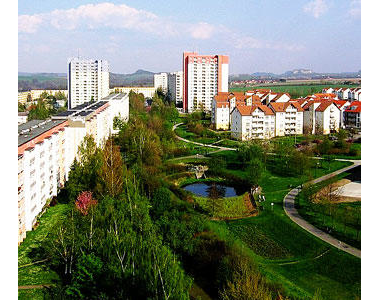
[161, 139, 360, 299]
[19, 90, 361, 300]
[296, 168, 361, 249]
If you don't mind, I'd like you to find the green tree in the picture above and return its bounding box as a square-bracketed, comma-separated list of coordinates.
[246, 158, 263, 189]
[27, 99, 50, 120]
[96, 138, 124, 198]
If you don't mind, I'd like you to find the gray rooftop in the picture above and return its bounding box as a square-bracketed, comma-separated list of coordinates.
[18, 119, 66, 147]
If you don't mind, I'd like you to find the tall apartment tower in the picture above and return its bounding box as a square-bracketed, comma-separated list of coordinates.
[183, 52, 229, 112]
[154, 72, 168, 93]
[68, 58, 110, 109]
[167, 71, 183, 106]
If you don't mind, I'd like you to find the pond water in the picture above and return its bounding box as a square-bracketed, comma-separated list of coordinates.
[183, 182, 240, 198]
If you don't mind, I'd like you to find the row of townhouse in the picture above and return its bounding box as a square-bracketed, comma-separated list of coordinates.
[212, 90, 361, 141]
[230, 102, 304, 141]
[18, 94, 129, 244]
[211, 90, 291, 130]
[321, 87, 361, 101]
[298, 95, 361, 130]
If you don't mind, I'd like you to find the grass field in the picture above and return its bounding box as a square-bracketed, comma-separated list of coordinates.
[208, 166, 360, 300]
[199, 149, 359, 299]
[18, 204, 70, 298]
[296, 171, 361, 249]
[230, 84, 360, 98]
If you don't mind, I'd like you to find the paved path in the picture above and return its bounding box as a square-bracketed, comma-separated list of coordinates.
[173, 123, 236, 152]
[283, 161, 361, 258]
[18, 284, 51, 290]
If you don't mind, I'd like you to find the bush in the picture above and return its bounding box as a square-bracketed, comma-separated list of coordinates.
[349, 147, 360, 157]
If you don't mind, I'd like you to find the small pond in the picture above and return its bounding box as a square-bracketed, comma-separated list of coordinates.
[183, 182, 244, 198]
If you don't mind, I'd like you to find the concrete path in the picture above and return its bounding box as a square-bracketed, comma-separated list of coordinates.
[283, 162, 361, 258]
[173, 123, 236, 152]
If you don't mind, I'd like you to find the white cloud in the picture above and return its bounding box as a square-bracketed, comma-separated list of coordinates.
[303, 0, 329, 18]
[18, 2, 303, 52]
[18, 14, 43, 33]
[189, 22, 216, 40]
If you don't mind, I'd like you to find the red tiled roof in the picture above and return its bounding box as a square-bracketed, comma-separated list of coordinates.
[235, 105, 274, 116]
[269, 101, 303, 112]
[345, 101, 361, 113]
[332, 100, 348, 108]
[315, 101, 338, 112]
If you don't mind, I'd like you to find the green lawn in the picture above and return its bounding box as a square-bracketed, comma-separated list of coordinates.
[296, 172, 361, 249]
[18, 204, 70, 294]
[18, 289, 47, 300]
[180, 152, 359, 299]
[230, 84, 360, 98]
[207, 165, 360, 300]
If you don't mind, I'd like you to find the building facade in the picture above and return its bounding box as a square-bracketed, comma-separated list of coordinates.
[154, 73, 168, 93]
[112, 87, 156, 98]
[268, 102, 304, 136]
[303, 101, 340, 134]
[183, 52, 229, 112]
[68, 58, 109, 109]
[344, 101, 361, 129]
[17, 95, 129, 244]
[101, 93, 130, 134]
[231, 105, 275, 140]
[18, 119, 68, 243]
[167, 71, 183, 106]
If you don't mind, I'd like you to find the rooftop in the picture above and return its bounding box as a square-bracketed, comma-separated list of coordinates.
[18, 119, 66, 147]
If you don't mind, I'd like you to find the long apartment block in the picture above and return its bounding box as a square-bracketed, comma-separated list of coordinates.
[18, 94, 129, 244]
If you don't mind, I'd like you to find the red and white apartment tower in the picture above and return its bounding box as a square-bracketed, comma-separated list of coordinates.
[183, 52, 229, 113]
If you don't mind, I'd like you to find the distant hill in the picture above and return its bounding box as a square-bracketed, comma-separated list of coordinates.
[18, 69, 156, 91]
[230, 69, 361, 81]
[110, 69, 155, 87]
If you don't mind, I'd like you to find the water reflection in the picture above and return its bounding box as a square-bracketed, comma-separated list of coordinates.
[183, 182, 238, 198]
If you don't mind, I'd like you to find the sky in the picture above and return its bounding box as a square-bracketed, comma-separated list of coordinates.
[18, 0, 361, 74]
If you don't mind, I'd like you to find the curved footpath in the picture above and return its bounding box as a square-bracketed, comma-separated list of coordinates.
[173, 122, 361, 258]
[173, 123, 236, 152]
[283, 161, 361, 258]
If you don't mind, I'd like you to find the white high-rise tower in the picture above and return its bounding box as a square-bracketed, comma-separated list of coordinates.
[68, 58, 110, 109]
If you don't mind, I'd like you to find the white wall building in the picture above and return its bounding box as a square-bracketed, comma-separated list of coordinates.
[18, 112, 29, 125]
[303, 101, 340, 134]
[18, 96, 129, 244]
[154, 73, 168, 93]
[167, 71, 183, 105]
[231, 105, 275, 140]
[211, 92, 262, 130]
[112, 87, 156, 98]
[18, 119, 68, 240]
[268, 102, 304, 136]
[101, 93, 130, 134]
[183, 52, 229, 112]
[68, 58, 110, 109]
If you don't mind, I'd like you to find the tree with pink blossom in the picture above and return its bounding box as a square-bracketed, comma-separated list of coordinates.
[75, 191, 97, 215]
